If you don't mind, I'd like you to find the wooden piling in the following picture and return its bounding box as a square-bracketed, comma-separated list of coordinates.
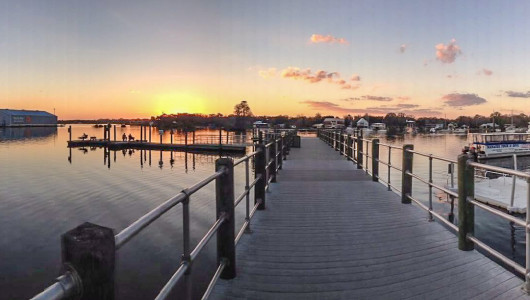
[61, 222, 115, 300]
[140, 126, 143, 143]
[255, 144, 266, 210]
[372, 139, 379, 182]
[401, 144, 414, 204]
[457, 153, 475, 251]
[113, 125, 116, 141]
[215, 158, 236, 279]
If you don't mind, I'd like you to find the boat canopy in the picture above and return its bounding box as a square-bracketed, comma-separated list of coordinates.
[473, 132, 530, 144]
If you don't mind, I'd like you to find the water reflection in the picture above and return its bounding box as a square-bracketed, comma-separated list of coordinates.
[68, 146, 242, 172]
[0, 126, 57, 141]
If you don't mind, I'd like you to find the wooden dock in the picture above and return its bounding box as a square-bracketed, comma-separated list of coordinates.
[67, 140, 248, 153]
[211, 137, 529, 299]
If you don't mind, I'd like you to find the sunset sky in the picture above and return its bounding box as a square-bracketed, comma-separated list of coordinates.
[2, 0, 530, 119]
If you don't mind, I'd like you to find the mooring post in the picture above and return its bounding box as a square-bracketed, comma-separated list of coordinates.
[68, 125, 72, 142]
[372, 139, 379, 182]
[457, 153, 475, 251]
[255, 144, 266, 210]
[357, 131, 363, 169]
[148, 125, 151, 143]
[170, 129, 173, 144]
[61, 222, 115, 300]
[215, 158, 236, 279]
[401, 144, 414, 204]
[185, 131, 188, 147]
[113, 125, 116, 141]
[140, 126, 143, 143]
[219, 128, 222, 145]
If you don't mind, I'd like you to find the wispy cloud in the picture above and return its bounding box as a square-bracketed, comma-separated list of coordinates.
[442, 93, 486, 106]
[300, 101, 439, 116]
[505, 90, 530, 98]
[479, 68, 493, 76]
[342, 95, 393, 102]
[258, 68, 277, 79]
[435, 39, 462, 64]
[400, 44, 407, 53]
[259, 66, 360, 90]
[310, 34, 348, 44]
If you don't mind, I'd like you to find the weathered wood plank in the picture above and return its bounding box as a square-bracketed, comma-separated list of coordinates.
[211, 137, 530, 300]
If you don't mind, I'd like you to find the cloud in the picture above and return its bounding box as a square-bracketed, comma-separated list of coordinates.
[300, 100, 440, 116]
[505, 90, 530, 98]
[350, 74, 361, 81]
[396, 96, 410, 101]
[480, 68, 493, 76]
[435, 39, 462, 64]
[400, 44, 406, 53]
[275, 66, 359, 90]
[442, 93, 487, 106]
[258, 68, 277, 79]
[310, 34, 348, 44]
[341, 95, 393, 102]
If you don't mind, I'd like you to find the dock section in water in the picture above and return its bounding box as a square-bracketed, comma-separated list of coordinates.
[211, 137, 529, 299]
[67, 139, 248, 153]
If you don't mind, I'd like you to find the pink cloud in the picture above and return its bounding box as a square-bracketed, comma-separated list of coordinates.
[300, 100, 440, 116]
[442, 93, 486, 106]
[310, 34, 348, 44]
[277, 66, 359, 90]
[435, 39, 462, 64]
[350, 74, 361, 81]
[400, 44, 406, 53]
[479, 68, 493, 76]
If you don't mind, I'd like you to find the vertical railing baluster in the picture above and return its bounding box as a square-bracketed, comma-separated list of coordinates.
[525, 178, 530, 291]
[365, 140, 369, 174]
[428, 155, 434, 221]
[182, 195, 192, 300]
[245, 159, 251, 232]
[402, 144, 414, 204]
[372, 139, 379, 182]
[387, 147, 391, 191]
[357, 132, 363, 169]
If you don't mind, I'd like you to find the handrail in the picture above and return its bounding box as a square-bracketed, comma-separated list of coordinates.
[115, 170, 224, 249]
[317, 128, 530, 289]
[31, 129, 299, 300]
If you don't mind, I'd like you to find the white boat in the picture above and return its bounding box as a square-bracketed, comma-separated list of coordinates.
[453, 125, 469, 134]
[472, 132, 530, 158]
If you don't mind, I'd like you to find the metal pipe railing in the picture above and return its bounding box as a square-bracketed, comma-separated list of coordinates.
[318, 129, 530, 290]
[31, 130, 298, 300]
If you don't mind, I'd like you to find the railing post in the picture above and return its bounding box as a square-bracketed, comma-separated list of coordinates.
[357, 131, 363, 169]
[215, 158, 236, 279]
[279, 136, 284, 169]
[255, 144, 266, 210]
[372, 139, 379, 182]
[401, 144, 414, 204]
[270, 140, 277, 183]
[61, 222, 115, 300]
[346, 134, 352, 160]
[457, 153, 475, 251]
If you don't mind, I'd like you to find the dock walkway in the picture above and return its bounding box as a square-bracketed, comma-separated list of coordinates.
[212, 137, 529, 299]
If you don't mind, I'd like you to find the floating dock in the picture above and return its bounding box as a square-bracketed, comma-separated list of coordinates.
[67, 139, 249, 153]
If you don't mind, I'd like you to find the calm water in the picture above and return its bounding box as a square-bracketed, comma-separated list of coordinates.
[0, 125, 252, 300]
[1, 128, 528, 299]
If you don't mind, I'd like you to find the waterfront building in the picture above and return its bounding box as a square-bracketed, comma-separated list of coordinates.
[0, 109, 57, 127]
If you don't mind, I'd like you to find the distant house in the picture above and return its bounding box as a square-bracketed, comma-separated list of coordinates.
[0, 109, 57, 127]
[323, 118, 345, 129]
[479, 123, 500, 131]
[356, 118, 369, 128]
